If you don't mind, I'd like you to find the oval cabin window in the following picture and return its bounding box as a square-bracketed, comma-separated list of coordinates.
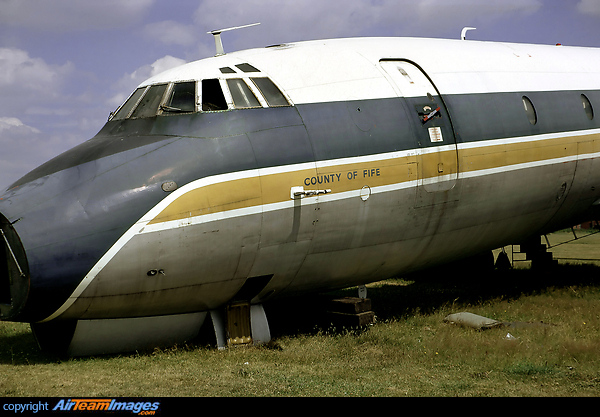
[522, 96, 537, 125]
[581, 94, 594, 120]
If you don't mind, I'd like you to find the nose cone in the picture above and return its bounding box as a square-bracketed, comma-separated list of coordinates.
[0, 212, 30, 320]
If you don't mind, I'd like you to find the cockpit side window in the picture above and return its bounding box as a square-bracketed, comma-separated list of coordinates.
[219, 67, 236, 74]
[202, 79, 228, 111]
[112, 87, 147, 120]
[227, 79, 261, 109]
[236, 63, 260, 73]
[130, 84, 169, 119]
[251, 77, 289, 107]
[163, 81, 196, 113]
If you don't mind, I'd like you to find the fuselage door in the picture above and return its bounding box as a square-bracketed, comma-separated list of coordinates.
[380, 60, 459, 197]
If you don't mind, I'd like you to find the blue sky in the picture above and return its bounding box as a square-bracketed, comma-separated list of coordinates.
[1, 0, 600, 190]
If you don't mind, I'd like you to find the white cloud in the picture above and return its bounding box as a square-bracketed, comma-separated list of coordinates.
[192, 0, 544, 47]
[0, 47, 81, 138]
[0, 47, 105, 167]
[577, 0, 600, 16]
[107, 55, 187, 108]
[0, 0, 156, 32]
[0, 117, 43, 190]
[0, 117, 40, 134]
[0, 115, 90, 190]
[0, 49, 186, 190]
[0, 48, 74, 94]
[148, 56, 188, 77]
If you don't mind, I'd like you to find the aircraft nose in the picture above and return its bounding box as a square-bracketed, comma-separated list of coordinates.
[0, 212, 30, 321]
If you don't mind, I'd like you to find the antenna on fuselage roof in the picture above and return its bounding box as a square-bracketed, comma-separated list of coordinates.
[461, 27, 476, 40]
[208, 23, 261, 56]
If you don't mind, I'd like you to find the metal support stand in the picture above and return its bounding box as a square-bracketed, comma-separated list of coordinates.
[250, 304, 271, 345]
[210, 309, 227, 350]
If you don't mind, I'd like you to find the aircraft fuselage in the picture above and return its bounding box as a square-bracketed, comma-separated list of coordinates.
[1, 37, 599, 355]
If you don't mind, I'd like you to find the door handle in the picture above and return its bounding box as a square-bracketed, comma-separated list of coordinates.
[290, 186, 331, 199]
[422, 106, 440, 124]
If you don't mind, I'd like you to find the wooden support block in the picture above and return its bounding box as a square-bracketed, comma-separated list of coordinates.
[327, 297, 375, 328]
[226, 302, 252, 345]
[328, 311, 375, 328]
[329, 297, 372, 314]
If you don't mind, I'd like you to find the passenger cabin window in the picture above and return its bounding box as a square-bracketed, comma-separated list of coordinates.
[202, 79, 228, 111]
[163, 81, 196, 113]
[227, 79, 261, 109]
[131, 84, 168, 119]
[251, 77, 289, 107]
[112, 87, 146, 120]
[581, 94, 594, 120]
[522, 96, 537, 125]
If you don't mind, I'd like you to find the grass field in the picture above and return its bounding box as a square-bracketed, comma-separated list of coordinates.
[1, 230, 599, 397]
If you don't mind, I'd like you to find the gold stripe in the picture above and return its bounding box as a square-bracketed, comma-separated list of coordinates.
[149, 133, 600, 225]
[149, 157, 419, 225]
[460, 133, 600, 173]
[315, 156, 418, 192]
[149, 176, 262, 224]
[419, 149, 458, 179]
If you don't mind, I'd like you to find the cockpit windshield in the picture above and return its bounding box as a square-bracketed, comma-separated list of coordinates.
[201, 79, 228, 111]
[109, 63, 290, 121]
[163, 81, 196, 113]
[130, 84, 168, 119]
[111, 87, 146, 120]
[227, 79, 261, 109]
